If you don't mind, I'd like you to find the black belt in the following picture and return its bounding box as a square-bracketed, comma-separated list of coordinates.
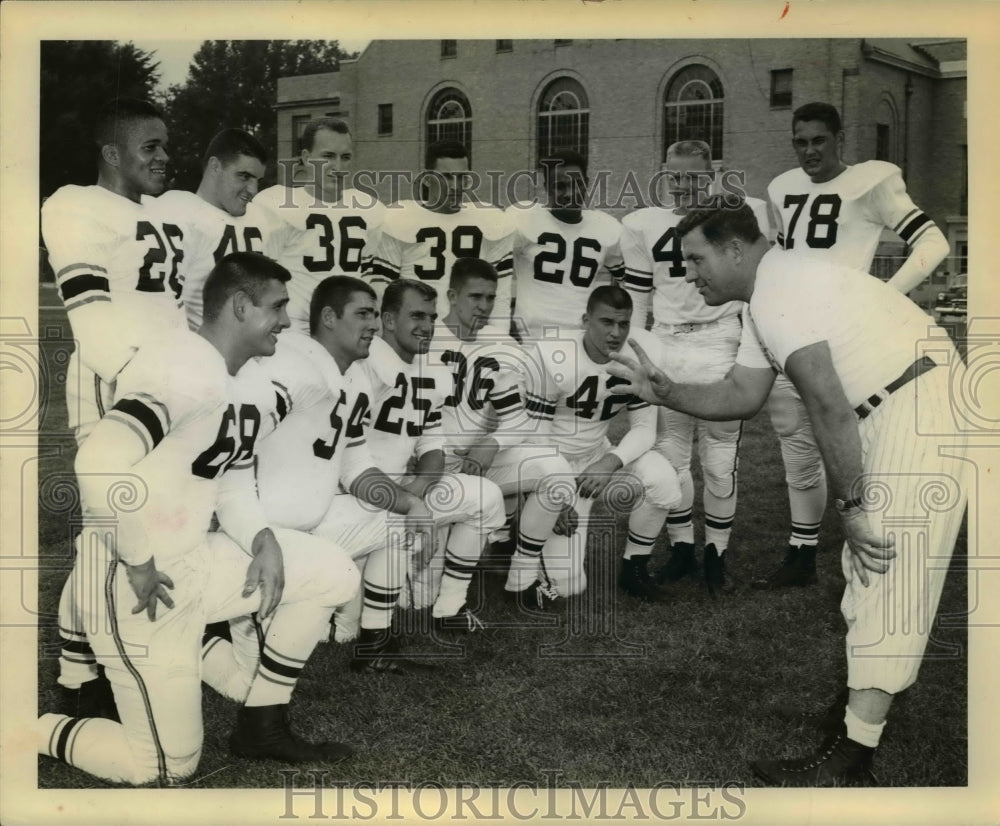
[854, 356, 938, 419]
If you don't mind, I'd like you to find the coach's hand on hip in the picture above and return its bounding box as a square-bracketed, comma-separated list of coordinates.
[245, 528, 285, 619]
[125, 556, 175, 621]
[840, 508, 896, 587]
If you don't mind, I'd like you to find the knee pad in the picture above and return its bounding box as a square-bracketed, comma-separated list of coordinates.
[699, 420, 741, 500]
[778, 430, 825, 490]
[628, 452, 682, 510]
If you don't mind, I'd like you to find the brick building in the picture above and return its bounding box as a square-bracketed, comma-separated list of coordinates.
[275, 38, 967, 283]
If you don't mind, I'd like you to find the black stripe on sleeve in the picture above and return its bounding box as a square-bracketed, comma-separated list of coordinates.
[111, 397, 166, 448]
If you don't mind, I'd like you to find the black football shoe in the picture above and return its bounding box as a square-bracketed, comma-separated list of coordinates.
[752, 545, 818, 589]
[619, 555, 671, 602]
[656, 541, 696, 584]
[703, 543, 728, 596]
[750, 724, 877, 787]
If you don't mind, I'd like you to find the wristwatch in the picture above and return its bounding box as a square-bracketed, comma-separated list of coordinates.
[834, 495, 865, 513]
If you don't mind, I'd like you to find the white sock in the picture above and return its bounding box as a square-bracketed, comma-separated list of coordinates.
[844, 705, 885, 748]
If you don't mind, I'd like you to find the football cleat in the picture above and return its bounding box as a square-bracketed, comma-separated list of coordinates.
[703, 543, 727, 596]
[230, 703, 354, 764]
[619, 555, 671, 602]
[433, 606, 488, 635]
[349, 628, 438, 675]
[750, 724, 877, 787]
[656, 541, 696, 583]
[752, 545, 818, 589]
[503, 579, 561, 612]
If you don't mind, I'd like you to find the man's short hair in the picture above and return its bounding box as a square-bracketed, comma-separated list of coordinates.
[675, 195, 764, 247]
[666, 140, 712, 167]
[301, 117, 351, 152]
[202, 252, 290, 323]
[425, 140, 469, 170]
[202, 128, 268, 170]
[586, 284, 632, 315]
[309, 275, 375, 335]
[449, 258, 498, 292]
[93, 98, 163, 148]
[539, 148, 589, 181]
[792, 102, 842, 135]
[381, 278, 438, 316]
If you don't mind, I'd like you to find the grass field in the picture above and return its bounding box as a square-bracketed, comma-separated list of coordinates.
[35, 290, 968, 790]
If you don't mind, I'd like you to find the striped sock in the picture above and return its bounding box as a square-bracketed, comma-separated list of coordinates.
[505, 531, 545, 592]
[623, 529, 657, 560]
[58, 628, 99, 689]
[244, 643, 308, 707]
[360, 581, 402, 631]
[434, 525, 482, 618]
[790, 521, 821, 547]
[665, 508, 694, 546]
[704, 512, 735, 552]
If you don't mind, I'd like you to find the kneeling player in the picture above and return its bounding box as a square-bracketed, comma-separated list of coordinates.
[37, 254, 360, 785]
[520, 286, 683, 602]
[361, 279, 506, 630]
[427, 258, 579, 609]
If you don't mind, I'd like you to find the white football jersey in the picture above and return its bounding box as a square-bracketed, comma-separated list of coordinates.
[521, 328, 662, 464]
[155, 189, 286, 329]
[41, 185, 189, 383]
[367, 199, 514, 325]
[768, 161, 936, 273]
[621, 197, 771, 326]
[424, 322, 526, 455]
[100, 328, 276, 564]
[254, 185, 386, 332]
[509, 204, 626, 339]
[255, 331, 374, 531]
[358, 336, 452, 479]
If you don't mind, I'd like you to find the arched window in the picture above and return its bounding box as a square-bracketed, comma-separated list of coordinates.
[426, 88, 472, 156]
[663, 65, 724, 161]
[536, 77, 590, 163]
[875, 95, 899, 162]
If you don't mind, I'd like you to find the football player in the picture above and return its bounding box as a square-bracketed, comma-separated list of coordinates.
[520, 285, 682, 601]
[254, 118, 386, 333]
[758, 101, 949, 587]
[41, 97, 189, 715]
[236, 275, 440, 673]
[509, 149, 626, 340]
[367, 141, 514, 331]
[360, 279, 506, 629]
[37, 253, 361, 786]
[425, 258, 579, 609]
[621, 140, 771, 592]
[157, 128, 285, 329]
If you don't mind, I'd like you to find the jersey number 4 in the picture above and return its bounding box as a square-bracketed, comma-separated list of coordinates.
[136, 221, 184, 299]
[191, 403, 261, 479]
[533, 233, 603, 287]
[651, 227, 686, 278]
[566, 375, 632, 421]
[782, 194, 841, 249]
[304, 214, 367, 273]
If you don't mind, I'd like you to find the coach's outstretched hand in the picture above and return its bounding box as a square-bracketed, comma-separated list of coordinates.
[245, 528, 285, 619]
[607, 339, 672, 406]
[841, 509, 896, 587]
[126, 556, 175, 621]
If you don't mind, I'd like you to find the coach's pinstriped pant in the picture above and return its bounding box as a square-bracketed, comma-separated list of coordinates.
[841, 365, 969, 695]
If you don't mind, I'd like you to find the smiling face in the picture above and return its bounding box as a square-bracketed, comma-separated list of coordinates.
[383, 288, 437, 362]
[546, 163, 587, 212]
[328, 290, 380, 363]
[680, 226, 748, 306]
[243, 279, 291, 357]
[302, 128, 353, 203]
[792, 118, 845, 183]
[208, 153, 266, 216]
[114, 117, 170, 198]
[582, 302, 632, 362]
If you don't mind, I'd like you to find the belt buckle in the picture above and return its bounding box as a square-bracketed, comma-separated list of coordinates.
[677, 322, 696, 334]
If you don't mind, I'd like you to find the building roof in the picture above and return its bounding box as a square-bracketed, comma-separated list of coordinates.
[862, 38, 966, 78]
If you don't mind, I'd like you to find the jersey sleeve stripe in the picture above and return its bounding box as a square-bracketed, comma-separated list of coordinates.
[272, 381, 292, 421]
[491, 389, 522, 413]
[368, 257, 400, 279]
[776, 232, 786, 248]
[895, 212, 932, 244]
[623, 269, 653, 292]
[492, 253, 514, 277]
[109, 397, 169, 449]
[57, 272, 112, 305]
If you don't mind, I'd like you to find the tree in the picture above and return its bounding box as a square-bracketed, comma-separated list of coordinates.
[164, 40, 353, 191]
[40, 41, 161, 198]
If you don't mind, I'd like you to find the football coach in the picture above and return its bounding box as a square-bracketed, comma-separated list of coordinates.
[607, 196, 969, 787]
